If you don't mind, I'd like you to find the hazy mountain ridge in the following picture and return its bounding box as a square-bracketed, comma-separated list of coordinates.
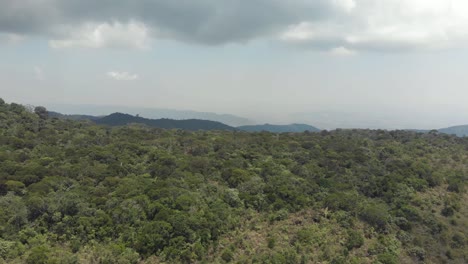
[237, 123, 320, 133]
[48, 111, 102, 121]
[49, 108, 468, 136]
[406, 125, 468, 137]
[49, 110, 322, 133]
[95, 112, 236, 131]
[47, 104, 254, 127]
[438, 125, 468, 137]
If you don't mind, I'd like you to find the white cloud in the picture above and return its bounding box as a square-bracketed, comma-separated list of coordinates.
[49, 21, 150, 49]
[329, 46, 356, 56]
[34, 66, 45, 80]
[281, 0, 468, 52]
[0, 33, 25, 44]
[107, 71, 139, 81]
[332, 0, 356, 13]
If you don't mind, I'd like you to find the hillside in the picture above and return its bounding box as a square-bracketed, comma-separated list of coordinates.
[407, 125, 468, 137]
[0, 101, 466, 263]
[237, 123, 320, 133]
[438, 125, 468, 137]
[94, 112, 236, 131]
[48, 104, 254, 127]
[48, 111, 102, 121]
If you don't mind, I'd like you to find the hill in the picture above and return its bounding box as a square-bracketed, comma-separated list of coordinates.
[94, 112, 236, 131]
[237, 123, 320, 133]
[406, 125, 468, 137]
[48, 111, 102, 121]
[0, 100, 466, 263]
[47, 103, 254, 126]
[438, 125, 468, 137]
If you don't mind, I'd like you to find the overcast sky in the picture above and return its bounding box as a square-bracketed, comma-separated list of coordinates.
[1, 0, 468, 129]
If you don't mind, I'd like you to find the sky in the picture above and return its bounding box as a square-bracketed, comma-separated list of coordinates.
[1, 0, 468, 129]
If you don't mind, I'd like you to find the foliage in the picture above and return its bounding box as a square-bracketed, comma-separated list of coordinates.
[0, 100, 467, 263]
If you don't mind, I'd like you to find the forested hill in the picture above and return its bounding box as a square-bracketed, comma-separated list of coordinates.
[50, 111, 323, 133]
[237, 123, 320, 133]
[94, 112, 236, 131]
[438, 125, 468, 137]
[48, 111, 101, 121]
[0, 100, 467, 263]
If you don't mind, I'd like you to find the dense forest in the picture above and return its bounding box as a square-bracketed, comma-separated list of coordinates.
[0, 99, 466, 263]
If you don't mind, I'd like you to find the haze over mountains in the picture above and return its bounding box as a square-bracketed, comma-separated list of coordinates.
[50, 111, 321, 133]
[48, 107, 468, 136]
[95, 113, 236, 131]
[238, 124, 320, 133]
[44, 103, 468, 131]
[47, 104, 253, 127]
[416, 125, 468, 137]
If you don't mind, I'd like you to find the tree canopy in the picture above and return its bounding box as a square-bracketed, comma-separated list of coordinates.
[0, 100, 466, 263]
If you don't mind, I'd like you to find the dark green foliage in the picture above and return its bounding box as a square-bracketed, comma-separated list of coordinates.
[34, 106, 48, 120]
[95, 112, 236, 131]
[221, 248, 234, 262]
[359, 202, 390, 231]
[346, 230, 364, 250]
[135, 221, 173, 256]
[377, 252, 398, 264]
[408, 247, 426, 261]
[0, 99, 466, 263]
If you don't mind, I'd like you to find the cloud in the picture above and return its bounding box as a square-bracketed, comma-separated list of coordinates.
[1, 1, 468, 52]
[329, 46, 357, 56]
[107, 71, 139, 81]
[0, 33, 25, 44]
[34, 66, 45, 80]
[281, 0, 468, 52]
[49, 21, 150, 49]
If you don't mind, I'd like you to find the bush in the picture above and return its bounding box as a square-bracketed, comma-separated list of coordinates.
[0, 240, 24, 259]
[360, 202, 389, 231]
[441, 206, 455, 217]
[408, 247, 426, 261]
[451, 233, 465, 249]
[377, 252, 398, 264]
[26, 246, 50, 264]
[221, 249, 234, 263]
[267, 236, 276, 249]
[346, 230, 364, 250]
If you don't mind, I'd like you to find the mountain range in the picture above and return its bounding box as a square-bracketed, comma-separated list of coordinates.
[47, 104, 253, 127]
[94, 113, 236, 131]
[49, 109, 468, 136]
[50, 111, 322, 132]
[438, 125, 468, 137]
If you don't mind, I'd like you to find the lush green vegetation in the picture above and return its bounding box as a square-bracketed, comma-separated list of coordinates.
[0, 99, 466, 263]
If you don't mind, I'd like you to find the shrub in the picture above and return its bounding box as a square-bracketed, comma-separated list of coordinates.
[408, 247, 426, 261]
[360, 202, 389, 231]
[346, 230, 364, 250]
[377, 252, 398, 264]
[221, 249, 234, 263]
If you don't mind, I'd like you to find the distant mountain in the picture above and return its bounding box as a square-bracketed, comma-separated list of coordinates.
[47, 104, 253, 127]
[48, 111, 102, 121]
[94, 113, 236, 131]
[438, 125, 468, 137]
[406, 125, 468, 137]
[237, 123, 320, 133]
